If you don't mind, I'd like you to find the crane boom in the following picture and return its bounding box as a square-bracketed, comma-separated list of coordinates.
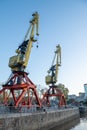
[8, 12, 39, 72]
[45, 44, 61, 85]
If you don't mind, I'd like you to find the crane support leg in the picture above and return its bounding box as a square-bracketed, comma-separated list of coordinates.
[42, 86, 66, 107]
[0, 71, 41, 108]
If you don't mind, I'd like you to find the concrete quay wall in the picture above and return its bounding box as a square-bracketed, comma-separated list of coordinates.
[0, 108, 80, 130]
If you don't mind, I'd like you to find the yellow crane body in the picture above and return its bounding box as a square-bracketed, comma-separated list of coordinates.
[9, 12, 39, 72]
[45, 44, 61, 85]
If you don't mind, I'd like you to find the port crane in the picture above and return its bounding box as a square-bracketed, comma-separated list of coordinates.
[0, 12, 41, 108]
[42, 45, 66, 107]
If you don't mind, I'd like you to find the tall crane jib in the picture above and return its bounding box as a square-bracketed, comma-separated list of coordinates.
[45, 44, 61, 85]
[8, 12, 39, 72]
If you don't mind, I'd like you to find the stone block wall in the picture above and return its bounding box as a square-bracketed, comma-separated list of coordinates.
[0, 108, 80, 130]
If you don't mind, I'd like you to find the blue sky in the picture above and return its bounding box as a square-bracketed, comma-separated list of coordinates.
[0, 0, 87, 95]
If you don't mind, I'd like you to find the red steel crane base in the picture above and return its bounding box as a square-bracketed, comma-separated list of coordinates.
[42, 86, 66, 107]
[0, 71, 41, 108]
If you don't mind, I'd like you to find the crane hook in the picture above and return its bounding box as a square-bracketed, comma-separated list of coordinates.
[36, 41, 39, 48]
